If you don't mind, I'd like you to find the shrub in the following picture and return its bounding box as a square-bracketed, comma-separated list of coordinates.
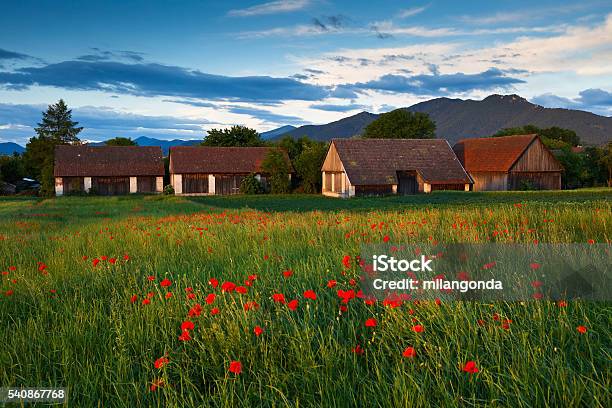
[163, 184, 175, 195]
[240, 174, 263, 194]
[262, 150, 291, 194]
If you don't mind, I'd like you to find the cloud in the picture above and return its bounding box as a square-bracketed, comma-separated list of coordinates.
[228, 0, 310, 17]
[309, 103, 366, 112]
[0, 48, 31, 60]
[397, 5, 428, 19]
[225, 106, 307, 124]
[349, 68, 524, 95]
[0, 103, 213, 144]
[76, 49, 145, 63]
[0, 60, 330, 102]
[532, 88, 612, 116]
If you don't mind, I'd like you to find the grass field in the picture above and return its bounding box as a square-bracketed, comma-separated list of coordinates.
[1, 190, 611, 407]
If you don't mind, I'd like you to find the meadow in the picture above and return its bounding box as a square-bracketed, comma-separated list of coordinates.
[0, 190, 610, 407]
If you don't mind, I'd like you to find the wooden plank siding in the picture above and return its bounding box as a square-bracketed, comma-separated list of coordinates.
[509, 137, 562, 190]
[470, 172, 509, 191]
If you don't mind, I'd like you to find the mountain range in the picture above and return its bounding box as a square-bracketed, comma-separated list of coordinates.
[1, 94, 609, 156]
[279, 95, 611, 145]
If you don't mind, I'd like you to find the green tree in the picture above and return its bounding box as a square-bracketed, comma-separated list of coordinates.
[240, 173, 264, 194]
[0, 153, 26, 184]
[363, 109, 435, 139]
[202, 126, 264, 147]
[493, 125, 581, 148]
[24, 100, 83, 196]
[105, 137, 137, 146]
[262, 149, 291, 193]
[599, 142, 612, 187]
[294, 141, 328, 193]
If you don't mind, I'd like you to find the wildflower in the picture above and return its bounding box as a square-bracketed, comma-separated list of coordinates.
[244, 301, 259, 311]
[365, 318, 377, 327]
[211, 307, 220, 315]
[149, 378, 165, 392]
[577, 325, 587, 334]
[206, 293, 216, 304]
[235, 286, 247, 294]
[383, 235, 390, 243]
[342, 255, 351, 268]
[187, 293, 196, 300]
[130, 295, 138, 303]
[181, 320, 195, 331]
[254, 326, 263, 336]
[228, 361, 242, 375]
[165, 292, 173, 299]
[287, 299, 299, 311]
[352, 345, 364, 355]
[160, 278, 172, 287]
[462, 361, 479, 373]
[327, 280, 337, 288]
[109, 258, 117, 264]
[402, 347, 416, 358]
[557, 300, 567, 307]
[178, 330, 191, 341]
[154, 357, 169, 369]
[188, 304, 202, 317]
[221, 281, 236, 292]
[412, 325, 424, 333]
[303, 290, 316, 300]
[8, 266, 16, 271]
[142, 299, 151, 305]
[209, 278, 219, 288]
[92, 258, 100, 267]
[272, 293, 286, 303]
[147, 276, 156, 281]
[283, 269, 293, 278]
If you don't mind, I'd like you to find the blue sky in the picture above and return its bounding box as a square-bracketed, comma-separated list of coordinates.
[1, 0, 611, 144]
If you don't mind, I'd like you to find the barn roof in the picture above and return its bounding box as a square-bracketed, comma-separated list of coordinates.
[169, 146, 292, 174]
[54, 145, 164, 177]
[453, 134, 538, 172]
[329, 139, 472, 186]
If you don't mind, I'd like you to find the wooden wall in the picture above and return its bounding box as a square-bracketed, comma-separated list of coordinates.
[471, 172, 508, 191]
[511, 138, 563, 172]
[321, 143, 344, 172]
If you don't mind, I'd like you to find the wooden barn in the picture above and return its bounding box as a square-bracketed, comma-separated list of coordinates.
[54, 145, 164, 196]
[321, 139, 472, 198]
[453, 134, 563, 191]
[169, 146, 292, 195]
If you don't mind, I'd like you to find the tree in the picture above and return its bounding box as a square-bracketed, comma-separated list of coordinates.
[24, 100, 82, 196]
[105, 137, 137, 146]
[0, 153, 26, 183]
[294, 141, 328, 193]
[363, 109, 435, 139]
[202, 126, 264, 147]
[599, 142, 612, 187]
[493, 125, 581, 148]
[240, 173, 264, 194]
[262, 149, 291, 193]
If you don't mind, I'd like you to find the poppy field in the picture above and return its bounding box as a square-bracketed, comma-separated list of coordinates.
[0, 190, 610, 407]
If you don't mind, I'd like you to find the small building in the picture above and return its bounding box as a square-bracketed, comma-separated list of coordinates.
[321, 139, 472, 198]
[169, 146, 292, 195]
[54, 145, 164, 196]
[453, 134, 563, 191]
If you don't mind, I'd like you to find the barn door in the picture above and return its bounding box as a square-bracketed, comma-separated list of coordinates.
[397, 171, 418, 195]
[93, 177, 129, 195]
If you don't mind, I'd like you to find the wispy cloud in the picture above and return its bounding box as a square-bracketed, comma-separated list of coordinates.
[397, 5, 428, 19]
[228, 0, 310, 17]
[0, 48, 31, 60]
[309, 103, 366, 112]
[532, 88, 612, 116]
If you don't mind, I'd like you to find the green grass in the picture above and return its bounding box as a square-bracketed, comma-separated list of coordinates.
[0, 190, 611, 407]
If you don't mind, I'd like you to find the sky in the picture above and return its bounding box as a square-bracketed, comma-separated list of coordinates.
[0, 0, 611, 144]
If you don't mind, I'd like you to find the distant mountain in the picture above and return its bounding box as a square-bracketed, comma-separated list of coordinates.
[90, 136, 201, 155]
[0, 142, 25, 155]
[261, 125, 297, 140]
[278, 94, 612, 146]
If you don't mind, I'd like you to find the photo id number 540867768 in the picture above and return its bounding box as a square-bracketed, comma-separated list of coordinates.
[0, 387, 67, 403]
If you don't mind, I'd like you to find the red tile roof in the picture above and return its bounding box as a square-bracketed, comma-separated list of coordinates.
[330, 139, 472, 185]
[169, 146, 292, 174]
[453, 134, 537, 172]
[54, 145, 164, 177]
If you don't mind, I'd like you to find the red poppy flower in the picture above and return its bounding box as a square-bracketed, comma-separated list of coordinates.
[530, 263, 541, 270]
[531, 280, 543, 288]
[283, 269, 293, 278]
[235, 286, 247, 294]
[477, 319, 485, 326]
[412, 325, 424, 333]
[532, 292, 543, 300]
[402, 347, 416, 358]
[342, 255, 351, 268]
[228, 361, 242, 375]
[577, 325, 587, 334]
[244, 301, 259, 311]
[587, 239, 595, 244]
[352, 345, 364, 355]
[365, 318, 377, 327]
[181, 320, 195, 331]
[160, 278, 172, 287]
[209, 278, 219, 288]
[303, 290, 316, 300]
[165, 292, 173, 299]
[206, 293, 216, 304]
[188, 304, 202, 317]
[92, 258, 100, 267]
[221, 281, 236, 292]
[462, 361, 479, 373]
[248, 274, 258, 281]
[211, 307, 220, 315]
[4, 290, 13, 296]
[147, 292, 154, 299]
[123, 254, 130, 260]
[187, 293, 196, 300]
[178, 330, 191, 341]
[9, 266, 16, 271]
[287, 299, 299, 310]
[101, 256, 108, 261]
[147, 276, 156, 281]
[142, 299, 151, 305]
[185, 287, 193, 293]
[557, 300, 567, 307]
[154, 357, 169, 369]
[130, 295, 138, 303]
[254, 326, 263, 336]
[272, 293, 286, 303]
[327, 280, 337, 288]
[149, 378, 165, 392]
[383, 235, 390, 243]
[109, 258, 117, 264]
[339, 305, 348, 312]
